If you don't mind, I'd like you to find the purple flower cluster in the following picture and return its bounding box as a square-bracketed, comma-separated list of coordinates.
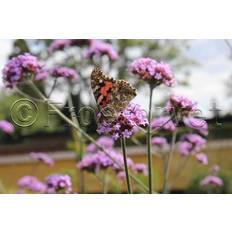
[2, 53, 43, 88]
[132, 163, 148, 175]
[78, 147, 135, 176]
[50, 66, 78, 80]
[86, 136, 114, 153]
[35, 70, 50, 81]
[110, 151, 134, 173]
[78, 136, 117, 173]
[30, 152, 54, 166]
[165, 95, 196, 118]
[183, 117, 208, 136]
[0, 120, 14, 134]
[110, 151, 147, 180]
[48, 39, 91, 53]
[77, 136, 148, 180]
[199, 164, 224, 188]
[129, 57, 174, 87]
[48, 39, 72, 53]
[17, 176, 46, 193]
[17, 174, 72, 194]
[200, 175, 224, 187]
[45, 174, 72, 193]
[116, 171, 126, 180]
[35, 66, 78, 81]
[77, 151, 114, 172]
[195, 153, 208, 165]
[151, 116, 176, 132]
[97, 103, 148, 140]
[85, 40, 119, 60]
[163, 96, 209, 165]
[177, 133, 206, 156]
[151, 136, 168, 151]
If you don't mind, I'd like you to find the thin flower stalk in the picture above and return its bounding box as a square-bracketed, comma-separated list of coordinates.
[163, 129, 178, 193]
[47, 77, 58, 98]
[121, 137, 132, 194]
[147, 84, 154, 193]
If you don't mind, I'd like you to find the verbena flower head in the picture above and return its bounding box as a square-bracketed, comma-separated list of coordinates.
[97, 103, 148, 140]
[0, 120, 14, 134]
[2, 53, 42, 88]
[196, 153, 208, 165]
[151, 116, 176, 132]
[129, 57, 174, 87]
[48, 39, 91, 53]
[30, 152, 54, 166]
[200, 175, 224, 187]
[77, 151, 113, 173]
[183, 117, 208, 136]
[177, 133, 206, 156]
[151, 136, 169, 150]
[117, 171, 126, 180]
[17, 176, 37, 188]
[45, 174, 72, 194]
[177, 141, 192, 156]
[77, 145, 148, 180]
[78, 148, 133, 174]
[111, 151, 134, 172]
[132, 163, 148, 175]
[112, 152, 147, 177]
[35, 70, 50, 81]
[48, 39, 72, 53]
[165, 95, 196, 119]
[86, 136, 114, 153]
[50, 66, 78, 79]
[28, 180, 46, 193]
[85, 40, 119, 60]
[17, 176, 46, 193]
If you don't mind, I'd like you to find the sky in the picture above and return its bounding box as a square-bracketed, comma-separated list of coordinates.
[0, 40, 231, 118]
[175, 39, 231, 118]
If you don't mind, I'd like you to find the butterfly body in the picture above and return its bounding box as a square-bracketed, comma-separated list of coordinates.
[91, 67, 137, 122]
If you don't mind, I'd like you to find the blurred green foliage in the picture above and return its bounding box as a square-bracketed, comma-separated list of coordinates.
[0, 92, 62, 144]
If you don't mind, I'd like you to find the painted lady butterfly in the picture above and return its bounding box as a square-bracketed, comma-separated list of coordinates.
[91, 67, 137, 122]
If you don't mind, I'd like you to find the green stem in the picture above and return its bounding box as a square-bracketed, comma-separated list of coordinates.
[47, 78, 58, 98]
[121, 137, 132, 194]
[29, 81, 150, 193]
[147, 85, 154, 194]
[163, 129, 177, 193]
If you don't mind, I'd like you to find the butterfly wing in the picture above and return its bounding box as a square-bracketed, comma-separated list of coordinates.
[91, 67, 137, 122]
[111, 80, 137, 113]
[91, 67, 115, 106]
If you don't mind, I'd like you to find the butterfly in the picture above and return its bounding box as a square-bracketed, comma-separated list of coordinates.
[91, 67, 137, 122]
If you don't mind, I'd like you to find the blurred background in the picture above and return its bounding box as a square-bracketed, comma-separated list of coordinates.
[0, 39, 232, 193]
